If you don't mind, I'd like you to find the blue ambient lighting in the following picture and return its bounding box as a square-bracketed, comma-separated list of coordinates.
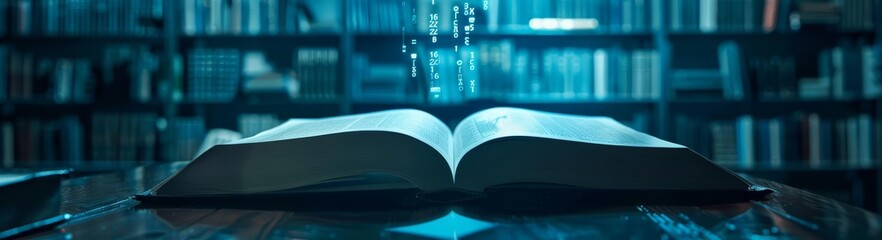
[387, 211, 495, 239]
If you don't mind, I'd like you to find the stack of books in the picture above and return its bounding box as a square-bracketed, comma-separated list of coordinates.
[818, 42, 880, 100]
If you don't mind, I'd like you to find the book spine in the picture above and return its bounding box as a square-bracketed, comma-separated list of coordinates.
[593, 49, 608, 99]
[2, 122, 13, 168]
[699, 0, 717, 32]
[736, 115, 754, 169]
[769, 118, 783, 167]
[808, 113, 821, 167]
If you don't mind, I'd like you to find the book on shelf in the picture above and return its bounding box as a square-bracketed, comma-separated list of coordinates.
[763, 42, 879, 100]
[753, 56, 797, 99]
[670, 40, 746, 100]
[182, 0, 339, 36]
[10, 0, 162, 36]
[412, 40, 661, 104]
[674, 40, 879, 101]
[718, 41, 746, 100]
[810, 41, 880, 100]
[0, 46, 7, 101]
[0, 1, 6, 36]
[102, 44, 160, 103]
[137, 107, 769, 205]
[184, 47, 338, 103]
[675, 0, 875, 33]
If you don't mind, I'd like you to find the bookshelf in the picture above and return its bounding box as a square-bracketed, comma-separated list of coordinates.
[0, 0, 879, 210]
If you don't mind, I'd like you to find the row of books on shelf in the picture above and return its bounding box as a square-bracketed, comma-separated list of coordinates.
[3, 0, 873, 38]
[816, 41, 881, 99]
[91, 112, 157, 162]
[670, 0, 875, 33]
[3, 0, 162, 36]
[675, 113, 880, 169]
[6, 110, 882, 167]
[176, 0, 875, 35]
[0, 44, 162, 103]
[0, 113, 155, 166]
[491, 0, 660, 32]
[355, 0, 661, 34]
[0, 116, 82, 167]
[237, 113, 280, 138]
[357, 40, 662, 104]
[478, 41, 661, 102]
[186, 47, 339, 102]
[167, 116, 205, 162]
[0, 113, 223, 165]
[672, 40, 880, 100]
[671, 0, 773, 33]
[181, 0, 340, 36]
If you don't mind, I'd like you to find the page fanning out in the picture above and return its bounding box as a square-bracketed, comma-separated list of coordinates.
[452, 107, 682, 174]
[225, 109, 454, 165]
[451, 107, 552, 174]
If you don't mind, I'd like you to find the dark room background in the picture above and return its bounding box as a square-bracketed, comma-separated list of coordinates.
[0, 0, 880, 211]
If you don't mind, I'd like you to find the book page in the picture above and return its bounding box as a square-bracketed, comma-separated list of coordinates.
[227, 109, 453, 162]
[452, 107, 682, 172]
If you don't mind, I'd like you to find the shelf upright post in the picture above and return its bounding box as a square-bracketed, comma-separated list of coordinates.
[161, 0, 179, 162]
[340, 0, 354, 115]
[653, 0, 671, 139]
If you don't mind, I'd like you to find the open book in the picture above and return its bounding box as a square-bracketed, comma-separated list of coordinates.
[140, 107, 767, 205]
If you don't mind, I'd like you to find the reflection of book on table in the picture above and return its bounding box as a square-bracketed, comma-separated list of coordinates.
[142, 107, 767, 203]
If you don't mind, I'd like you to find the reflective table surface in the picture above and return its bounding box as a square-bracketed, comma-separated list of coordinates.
[22, 162, 882, 239]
